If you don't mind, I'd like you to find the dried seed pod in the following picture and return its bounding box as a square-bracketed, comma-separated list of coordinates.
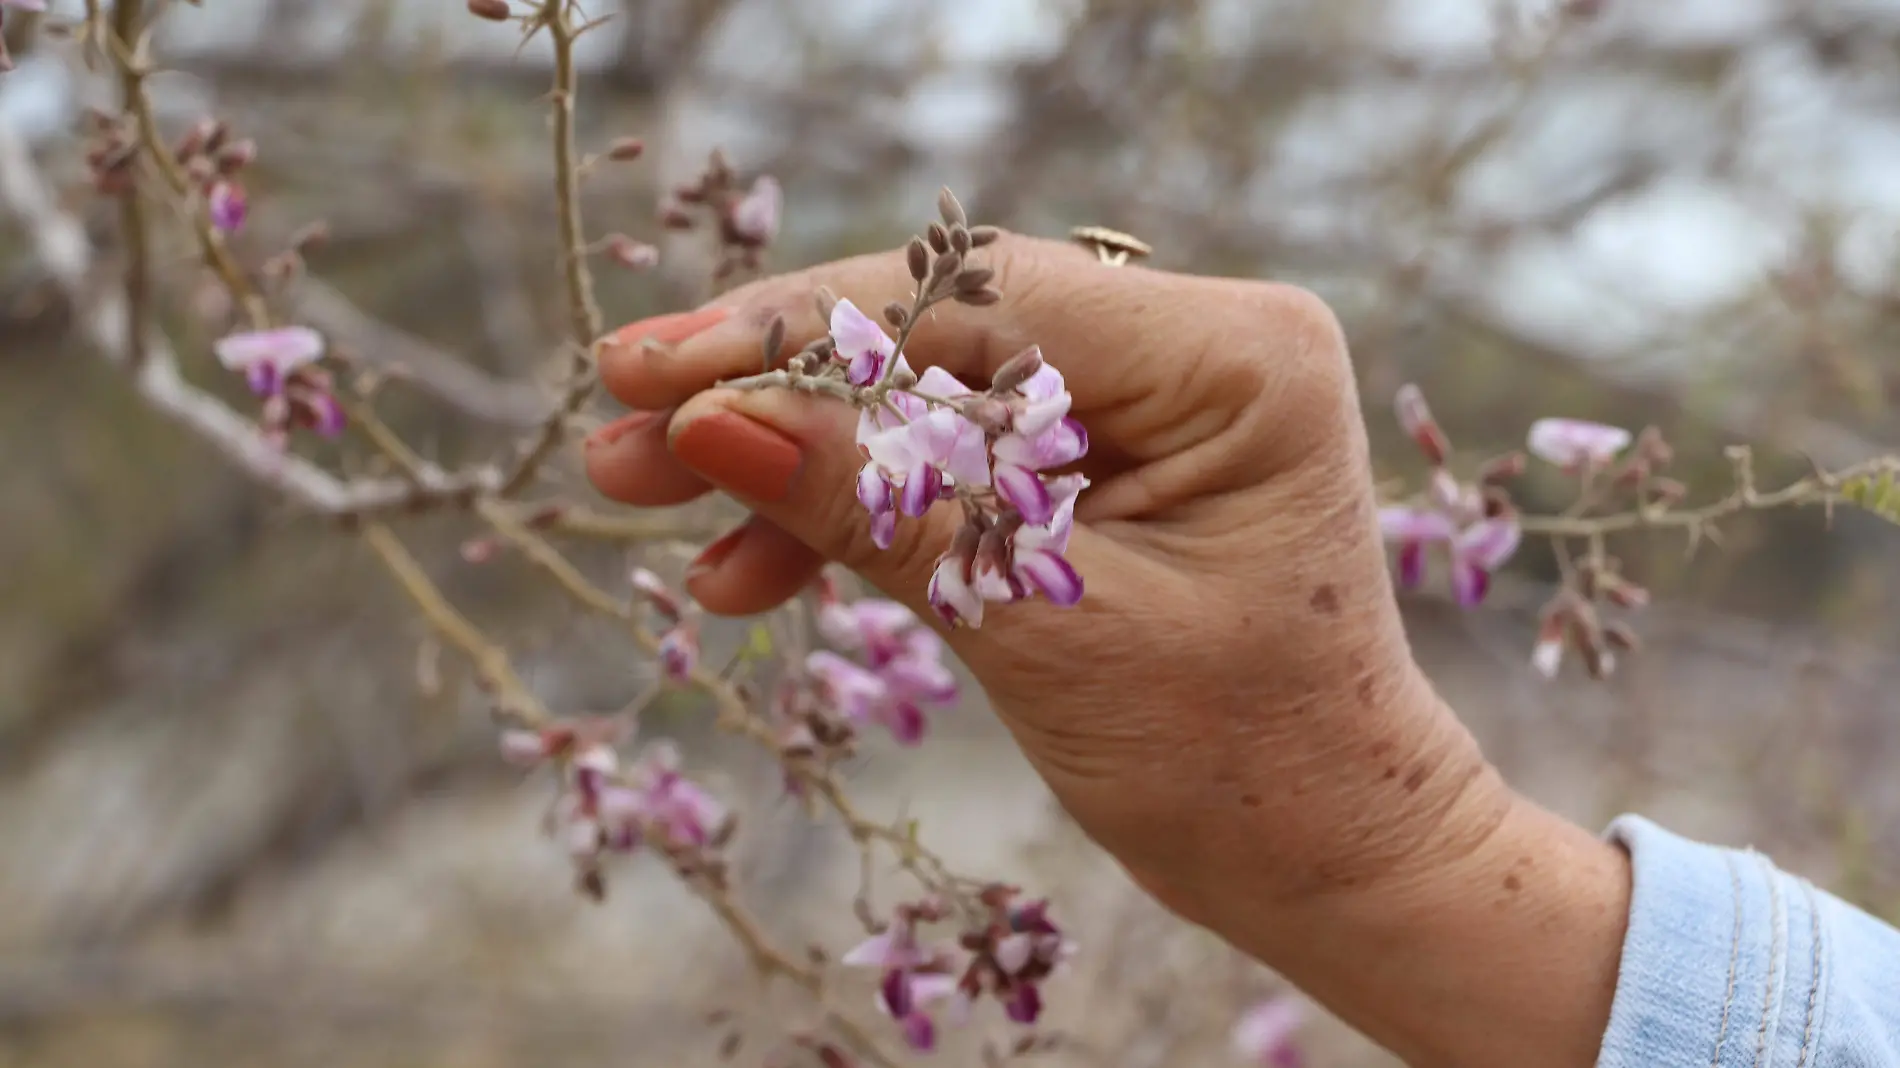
[883, 301, 909, 329]
[905, 237, 929, 282]
[927, 222, 950, 254]
[937, 186, 967, 227]
[466, 0, 511, 19]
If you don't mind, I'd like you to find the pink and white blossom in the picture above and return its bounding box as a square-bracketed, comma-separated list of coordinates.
[214, 325, 324, 397]
[1449, 516, 1522, 607]
[1378, 506, 1457, 590]
[730, 175, 781, 245]
[1231, 995, 1308, 1068]
[1527, 417, 1631, 470]
[831, 298, 897, 387]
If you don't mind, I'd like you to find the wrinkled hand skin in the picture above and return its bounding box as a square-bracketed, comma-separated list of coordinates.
[584, 233, 1628, 1068]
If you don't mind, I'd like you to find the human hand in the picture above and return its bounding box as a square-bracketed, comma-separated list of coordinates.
[583, 233, 1627, 1068]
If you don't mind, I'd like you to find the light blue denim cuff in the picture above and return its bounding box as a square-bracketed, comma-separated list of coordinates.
[1600, 815, 1900, 1068]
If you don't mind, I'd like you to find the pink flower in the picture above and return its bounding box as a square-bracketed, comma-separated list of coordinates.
[1001, 361, 1074, 437]
[215, 326, 324, 397]
[1450, 517, 1521, 607]
[1527, 418, 1630, 470]
[631, 743, 728, 848]
[831, 298, 897, 387]
[1378, 506, 1457, 590]
[806, 625, 955, 746]
[1380, 507, 1519, 606]
[843, 918, 964, 1052]
[730, 175, 781, 245]
[1231, 996, 1308, 1068]
[207, 180, 246, 234]
[991, 417, 1088, 525]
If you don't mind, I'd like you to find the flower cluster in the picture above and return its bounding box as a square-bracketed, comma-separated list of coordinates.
[835, 302, 1088, 627]
[841, 887, 1073, 1052]
[1378, 385, 1524, 606]
[212, 326, 346, 446]
[805, 583, 959, 746]
[1379, 384, 1680, 680]
[501, 718, 731, 900]
[172, 117, 256, 234]
[658, 148, 781, 281]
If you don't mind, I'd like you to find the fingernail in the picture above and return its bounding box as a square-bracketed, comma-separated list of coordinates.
[585, 409, 661, 449]
[599, 306, 731, 353]
[685, 524, 749, 583]
[670, 411, 803, 503]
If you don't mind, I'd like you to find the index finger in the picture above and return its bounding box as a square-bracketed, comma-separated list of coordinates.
[595, 231, 1125, 413]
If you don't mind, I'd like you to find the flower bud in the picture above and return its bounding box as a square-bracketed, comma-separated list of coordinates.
[467, 0, 511, 20]
[883, 301, 909, 329]
[926, 222, 950, 255]
[1394, 383, 1450, 466]
[658, 622, 700, 682]
[1478, 451, 1527, 485]
[953, 266, 995, 293]
[660, 203, 695, 230]
[606, 137, 645, 161]
[990, 345, 1044, 394]
[813, 286, 840, 324]
[959, 396, 1012, 435]
[905, 238, 929, 282]
[605, 234, 659, 271]
[937, 187, 967, 228]
[215, 139, 257, 173]
[968, 225, 1001, 247]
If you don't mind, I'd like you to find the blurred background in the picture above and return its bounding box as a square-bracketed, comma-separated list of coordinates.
[4, 0, 1900, 1065]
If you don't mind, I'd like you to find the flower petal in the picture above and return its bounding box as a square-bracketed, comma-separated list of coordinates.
[928, 556, 985, 628]
[1454, 517, 1522, 571]
[870, 510, 897, 550]
[214, 326, 325, 373]
[1449, 558, 1490, 607]
[856, 464, 893, 516]
[898, 462, 943, 517]
[1015, 548, 1083, 606]
[995, 462, 1055, 525]
[1378, 506, 1456, 544]
[1527, 417, 1631, 469]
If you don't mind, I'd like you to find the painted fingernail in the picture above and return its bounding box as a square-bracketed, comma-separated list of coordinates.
[599, 306, 731, 352]
[584, 409, 662, 449]
[686, 524, 750, 583]
[669, 412, 803, 503]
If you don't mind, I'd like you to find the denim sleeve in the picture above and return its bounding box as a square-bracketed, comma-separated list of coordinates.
[1598, 816, 1900, 1068]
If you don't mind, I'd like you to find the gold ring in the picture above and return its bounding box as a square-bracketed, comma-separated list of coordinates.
[1069, 226, 1152, 268]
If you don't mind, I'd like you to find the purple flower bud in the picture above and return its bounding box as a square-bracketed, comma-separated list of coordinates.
[207, 180, 246, 234]
[658, 622, 699, 681]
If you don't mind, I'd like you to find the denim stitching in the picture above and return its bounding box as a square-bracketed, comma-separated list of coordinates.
[1712, 853, 1744, 1068]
